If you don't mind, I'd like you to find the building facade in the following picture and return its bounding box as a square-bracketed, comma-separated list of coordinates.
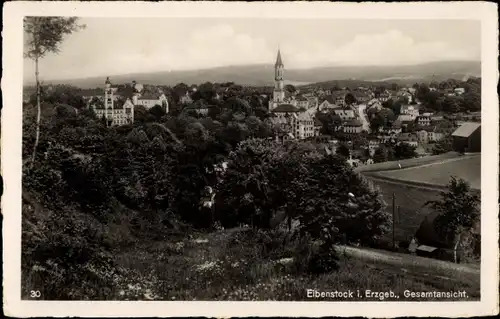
[92, 77, 134, 127]
[134, 93, 169, 112]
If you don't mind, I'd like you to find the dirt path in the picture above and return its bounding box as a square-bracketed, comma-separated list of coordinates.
[338, 245, 480, 275]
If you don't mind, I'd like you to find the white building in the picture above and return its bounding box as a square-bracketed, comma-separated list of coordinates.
[400, 104, 420, 117]
[134, 93, 169, 112]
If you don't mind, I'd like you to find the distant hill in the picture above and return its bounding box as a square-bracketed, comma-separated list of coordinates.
[25, 60, 480, 89]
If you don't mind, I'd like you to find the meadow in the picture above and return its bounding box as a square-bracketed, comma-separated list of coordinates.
[108, 228, 479, 301]
[355, 152, 463, 173]
[361, 175, 442, 243]
[376, 155, 480, 190]
[359, 153, 480, 244]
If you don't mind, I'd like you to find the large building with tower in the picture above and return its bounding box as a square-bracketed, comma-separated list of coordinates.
[91, 77, 135, 127]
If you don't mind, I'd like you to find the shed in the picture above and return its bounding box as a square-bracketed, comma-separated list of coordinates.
[416, 245, 439, 258]
[451, 122, 481, 153]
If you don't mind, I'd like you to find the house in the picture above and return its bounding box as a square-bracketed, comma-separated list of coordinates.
[397, 90, 414, 103]
[368, 138, 381, 156]
[378, 90, 391, 102]
[353, 91, 370, 103]
[318, 96, 339, 112]
[184, 103, 209, 116]
[377, 135, 396, 144]
[179, 92, 194, 105]
[385, 119, 402, 135]
[417, 114, 431, 126]
[287, 112, 316, 139]
[343, 119, 363, 134]
[295, 95, 310, 109]
[134, 92, 169, 111]
[428, 131, 444, 142]
[462, 112, 481, 122]
[416, 126, 445, 143]
[416, 130, 429, 144]
[306, 96, 319, 109]
[400, 104, 420, 117]
[367, 98, 383, 111]
[451, 122, 481, 153]
[397, 133, 418, 147]
[397, 113, 417, 123]
[270, 104, 316, 140]
[334, 107, 356, 120]
[454, 88, 465, 95]
[431, 115, 444, 123]
[318, 97, 355, 119]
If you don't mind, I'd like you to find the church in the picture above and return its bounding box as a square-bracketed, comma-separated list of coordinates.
[268, 50, 319, 140]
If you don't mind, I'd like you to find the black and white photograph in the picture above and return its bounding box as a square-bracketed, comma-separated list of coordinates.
[2, 1, 499, 317]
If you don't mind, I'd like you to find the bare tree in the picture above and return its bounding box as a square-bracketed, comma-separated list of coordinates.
[23, 17, 85, 168]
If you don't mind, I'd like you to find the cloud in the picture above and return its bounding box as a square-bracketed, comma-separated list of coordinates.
[23, 21, 480, 81]
[184, 24, 274, 68]
[285, 29, 478, 68]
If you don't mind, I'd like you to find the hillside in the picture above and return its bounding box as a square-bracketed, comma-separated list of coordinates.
[357, 154, 481, 244]
[25, 60, 481, 88]
[109, 227, 479, 301]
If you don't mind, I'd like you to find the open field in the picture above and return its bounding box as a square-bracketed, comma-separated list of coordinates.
[376, 155, 481, 190]
[355, 152, 463, 173]
[362, 175, 442, 242]
[109, 228, 479, 301]
[359, 153, 480, 244]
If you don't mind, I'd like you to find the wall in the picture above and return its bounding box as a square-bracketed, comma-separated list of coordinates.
[468, 127, 481, 152]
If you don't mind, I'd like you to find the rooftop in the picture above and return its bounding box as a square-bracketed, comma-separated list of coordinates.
[345, 119, 362, 127]
[452, 122, 481, 138]
[138, 92, 162, 100]
[272, 104, 301, 113]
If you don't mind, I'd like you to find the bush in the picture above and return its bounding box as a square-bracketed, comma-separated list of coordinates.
[307, 244, 340, 274]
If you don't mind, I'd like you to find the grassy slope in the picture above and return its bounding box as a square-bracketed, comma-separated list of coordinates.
[362, 175, 442, 242]
[357, 153, 480, 243]
[111, 228, 479, 301]
[355, 152, 463, 173]
[377, 155, 481, 190]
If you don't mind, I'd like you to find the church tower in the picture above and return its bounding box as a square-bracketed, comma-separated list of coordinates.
[104, 77, 114, 127]
[270, 49, 285, 110]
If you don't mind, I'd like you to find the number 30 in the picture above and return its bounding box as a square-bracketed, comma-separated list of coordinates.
[30, 290, 41, 298]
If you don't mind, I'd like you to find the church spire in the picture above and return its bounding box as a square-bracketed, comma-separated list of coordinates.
[275, 49, 284, 67]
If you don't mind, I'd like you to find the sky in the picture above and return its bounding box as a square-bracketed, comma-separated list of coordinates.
[23, 18, 481, 81]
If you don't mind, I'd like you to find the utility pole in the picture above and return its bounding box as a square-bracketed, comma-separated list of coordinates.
[392, 192, 396, 250]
